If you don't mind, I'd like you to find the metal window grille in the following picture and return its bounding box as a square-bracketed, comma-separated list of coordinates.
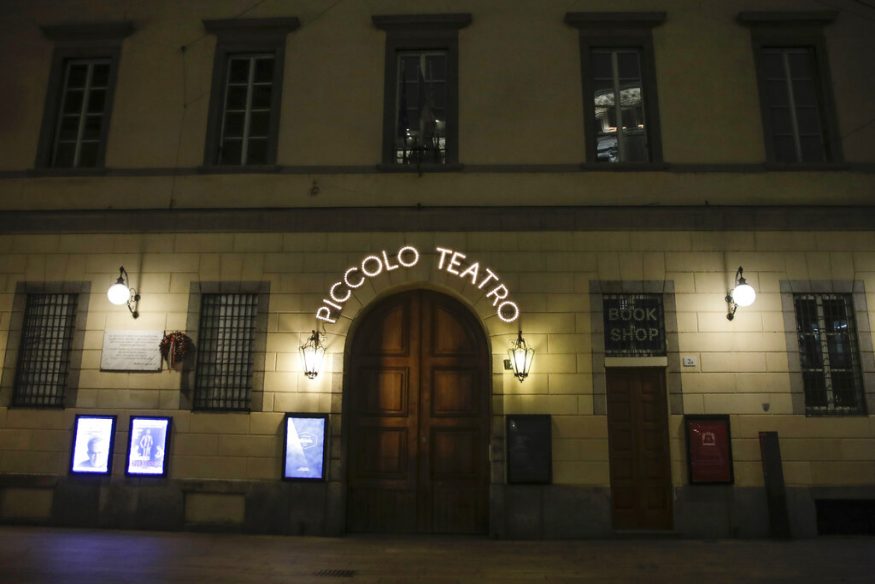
[591, 48, 649, 163]
[602, 293, 665, 357]
[13, 293, 78, 408]
[794, 293, 865, 415]
[194, 293, 258, 411]
[760, 47, 826, 163]
[219, 54, 275, 166]
[394, 51, 448, 166]
[52, 59, 112, 168]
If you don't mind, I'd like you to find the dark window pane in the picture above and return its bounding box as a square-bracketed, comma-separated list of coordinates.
[246, 139, 268, 165]
[766, 80, 789, 106]
[798, 333, 823, 369]
[248, 111, 270, 137]
[53, 142, 75, 167]
[618, 51, 641, 79]
[400, 56, 419, 81]
[63, 90, 84, 114]
[87, 89, 106, 114]
[223, 112, 245, 138]
[760, 52, 784, 78]
[773, 135, 798, 163]
[426, 55, 446, 80]
[92, 63, 110, 86]
[83, 115, 102, 140]
[254, 58, 274, 83]
[788, 51, 814, 79]
[803, 371, 828, 408]
[78, 142, 98, 167]
[591, 52, 613, 79]
[67, 64, 88, 88]
[793, 80, 818, 107]
[220, 139, 242, 165]
[59, 116, 80, 141]
[770, 107, 793, 135]
[229, 59, 250, 83]
[251, 85, 272, 109]
[800, 136, 825, 162]
[225, 86, 248, 110]
[795, 107, 822, 136]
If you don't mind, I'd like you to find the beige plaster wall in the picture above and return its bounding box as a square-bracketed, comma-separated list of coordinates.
[0, 0, 872, 179]
[1, 229, 874, 489]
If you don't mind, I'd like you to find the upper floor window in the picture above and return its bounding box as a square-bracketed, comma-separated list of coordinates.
[202, 18, 299, 168]
[795, 293, 865, 415]
[35, 22, 133, 170]
[13, 293, 79, 408]
[373, 14, 471, 169]
[566, 12, 665, 165]
[739, 11, 842, 164]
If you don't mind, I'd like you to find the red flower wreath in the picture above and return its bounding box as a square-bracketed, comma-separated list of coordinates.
[159, 331, 192, 368]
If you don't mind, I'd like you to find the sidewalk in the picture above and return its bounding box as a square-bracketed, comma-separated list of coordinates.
[0, 526, 872, 583]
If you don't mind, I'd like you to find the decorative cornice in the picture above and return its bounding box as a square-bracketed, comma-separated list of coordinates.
[372, 14, 472, 32]
[202, 17, 300, 37]
[737, 11, 838, 27]
[564, 12, 666, 29]
[40, 22, 135, 43]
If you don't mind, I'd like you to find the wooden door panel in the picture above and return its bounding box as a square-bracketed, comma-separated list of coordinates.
[606, 367, 673, 530]
[357, 368, 409, 415]
[348, 290, 489, 534]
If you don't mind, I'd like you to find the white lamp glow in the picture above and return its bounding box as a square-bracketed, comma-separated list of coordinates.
[508, 330, 534, 382]
[107, 280, 131, 305]
[726, 266, 756, 320]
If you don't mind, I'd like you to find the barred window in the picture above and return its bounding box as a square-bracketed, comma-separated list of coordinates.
[795, 293, 866, 415]
[194, 293, 258, 411]
[13, 293, 78, 408]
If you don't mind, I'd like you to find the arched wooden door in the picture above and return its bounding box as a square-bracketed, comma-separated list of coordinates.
[346, 290, 490, 534]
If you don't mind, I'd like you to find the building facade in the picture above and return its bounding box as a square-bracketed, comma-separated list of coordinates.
[0, 0, 874, 537]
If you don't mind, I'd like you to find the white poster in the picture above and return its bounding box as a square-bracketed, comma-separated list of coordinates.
[70, 416, 116, 475]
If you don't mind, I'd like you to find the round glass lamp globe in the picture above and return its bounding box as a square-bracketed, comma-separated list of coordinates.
[732, 283, 756, 307]
[107, 282, 131, 305]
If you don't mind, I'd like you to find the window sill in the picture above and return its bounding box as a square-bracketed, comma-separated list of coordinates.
[30, 167, 108, 177]
[376, 163, 465, 173]
[763, 162, 851, 172]
[197, 165, 282, 175]
[579, 162, 669, 172]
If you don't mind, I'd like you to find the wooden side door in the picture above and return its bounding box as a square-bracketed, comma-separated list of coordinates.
[606, 367, 673, 530]
[346, 291, 489, 534]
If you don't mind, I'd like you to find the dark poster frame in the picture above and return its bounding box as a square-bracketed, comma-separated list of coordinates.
[684, 414, 734, 485]
[69, 414, 117, 476]
[125, 415, 172, 478]
[281, 412, 329, 482]
[506, 414, 552, 485]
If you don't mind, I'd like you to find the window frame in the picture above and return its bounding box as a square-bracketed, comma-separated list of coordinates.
[373, 13, 471, 170]
[202, 18, 299, 169]
[739, 11, 843, 165]
[34, 23, 132, 171]
[565, 12, 666, 167]
[781, 280, 874, 417]
[1, 282, 90, 409]
[183, 281, 270, 412]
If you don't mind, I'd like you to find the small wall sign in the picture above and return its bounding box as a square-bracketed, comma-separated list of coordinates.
[685, 415, 734, 484]
[101, 330, 163, 371]
[506, 414, 552, 484]
[125, 416, 172, 477]
[603, 294, 665, 356]
[70, 415, 117, 476]
[282, 413, 328, 481]
[315, 245, 520, 325]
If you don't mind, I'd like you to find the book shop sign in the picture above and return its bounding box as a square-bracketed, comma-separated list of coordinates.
[603, 294, 665, 356]
[316, 246, 520, 324]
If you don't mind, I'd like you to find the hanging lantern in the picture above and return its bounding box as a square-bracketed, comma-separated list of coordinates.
[300, 330, 326, 379]
[508, 329, 534, 382]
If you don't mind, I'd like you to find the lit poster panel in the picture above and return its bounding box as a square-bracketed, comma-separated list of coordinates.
[685, 415, 734, 484]
[282, 413, 328, 481]
[70, 415, 117, 475]
[126, 416, 172, 477]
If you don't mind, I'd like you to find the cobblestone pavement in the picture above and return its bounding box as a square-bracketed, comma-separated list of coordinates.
[0, 527, 872, 584]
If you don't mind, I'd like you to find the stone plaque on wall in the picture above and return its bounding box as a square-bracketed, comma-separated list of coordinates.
[101, 330, 163, 371]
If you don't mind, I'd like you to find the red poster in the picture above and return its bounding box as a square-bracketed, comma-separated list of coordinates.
[685, 416, 733, 484]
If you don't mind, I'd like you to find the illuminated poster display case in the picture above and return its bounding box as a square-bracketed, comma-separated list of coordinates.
[69, 414, 117, 476]
[282, 413, 328, 481]
[684, 415, 734, 485]
[125, 416, 172, 477]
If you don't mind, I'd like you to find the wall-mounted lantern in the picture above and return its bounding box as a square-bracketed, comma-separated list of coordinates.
[300, 330, 326, 379]
[107, 266, 140, 319]
[725, 266, 756, 321]
[506, 328, 535, 382]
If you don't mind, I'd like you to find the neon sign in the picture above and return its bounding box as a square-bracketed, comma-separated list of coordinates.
[315, 245, 519, 324]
